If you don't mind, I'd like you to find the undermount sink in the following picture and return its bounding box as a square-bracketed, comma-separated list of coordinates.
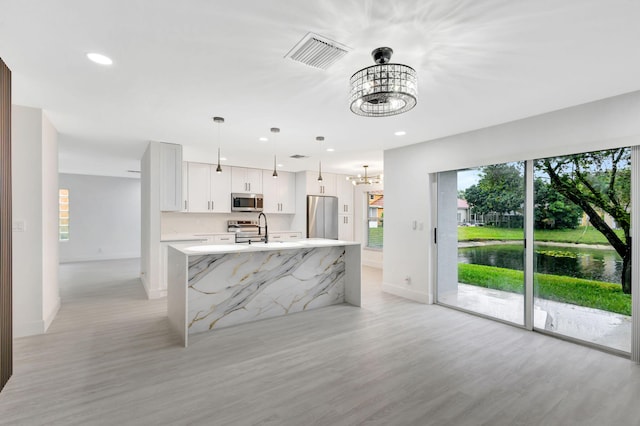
[185, 244, 248, 253]
[303, 239, 345, 246]
[259, 241, 303, 249]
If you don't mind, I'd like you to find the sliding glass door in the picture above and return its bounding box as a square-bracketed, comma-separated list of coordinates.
[436, 147, 633, 354]
[437, 162, 525, 326]
[533, 148, 631, 352]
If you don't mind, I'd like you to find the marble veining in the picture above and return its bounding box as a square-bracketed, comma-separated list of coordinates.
[187, 246, 346, 333]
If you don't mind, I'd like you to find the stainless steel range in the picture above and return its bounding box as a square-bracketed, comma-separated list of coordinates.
[227, 220, 265, 244]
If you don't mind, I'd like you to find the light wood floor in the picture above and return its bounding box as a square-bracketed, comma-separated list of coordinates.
[1, 259, 640, 425]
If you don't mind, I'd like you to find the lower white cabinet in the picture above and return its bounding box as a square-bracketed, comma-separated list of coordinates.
[269, 232, 302, 241]
[338, 215, 353, 241]
[208, 234, 235, 244]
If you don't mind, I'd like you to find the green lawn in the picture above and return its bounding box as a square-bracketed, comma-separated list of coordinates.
[459, 225, 624, 245]
[458, 263, 631, 316]
[368, 226, 383, 248]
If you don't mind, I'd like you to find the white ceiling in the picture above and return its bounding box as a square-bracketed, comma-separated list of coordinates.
[2, 0, 640, 178]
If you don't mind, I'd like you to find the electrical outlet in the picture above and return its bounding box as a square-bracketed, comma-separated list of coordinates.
[12, 220, 25, 232]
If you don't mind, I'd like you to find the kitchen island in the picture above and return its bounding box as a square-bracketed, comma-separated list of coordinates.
[167, 239, 361, 346]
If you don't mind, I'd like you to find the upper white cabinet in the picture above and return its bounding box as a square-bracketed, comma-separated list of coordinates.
[186, 162, 231, 213]
[186, 162, 209, 212]
[262, 170, 295, 214]
[231, 167, 263, 194]
[159, 142, 183, 211]
[211, 167, 232, 212]
[336, 176, 354, 214]
[305, 171, 336, 196]
[181, 162, 188, 212]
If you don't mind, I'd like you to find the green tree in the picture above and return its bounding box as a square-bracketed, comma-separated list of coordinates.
[534, 178, 582, 229]
[464, 163, 524, 223]
[536, 148, 631, 293]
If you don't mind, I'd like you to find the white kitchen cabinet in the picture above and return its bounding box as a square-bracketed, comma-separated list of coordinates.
[262, 170, 295, 214]
[336, 175, 354, 214]
[231, 167, 263, 193]
[305, 171, 336, 196]
[269, 231, 302, 241]
[210, 234, 234, 244]
[338, 214, 354, 241]
[191, 233, 236, 244]
[210, 167, 231, 212]
[181, 162, 188, 212]
[186, 162, 231, 213]
[159, 142, 183, 211]
[186, 162, 210, 212]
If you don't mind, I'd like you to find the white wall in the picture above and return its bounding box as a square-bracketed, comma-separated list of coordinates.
[12, 105, 60, 337]
[58, 174, 140, 262]
[140, 143, 161, 299]
[42, 114, 59, 330]
[384, 90, 640, 303]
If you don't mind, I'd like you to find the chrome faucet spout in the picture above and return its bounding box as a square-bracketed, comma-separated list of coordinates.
[257, 212, 268, 243]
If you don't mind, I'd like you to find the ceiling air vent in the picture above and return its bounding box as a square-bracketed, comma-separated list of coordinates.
[285, 33, 349, 70]
[290, 154, 309, 159]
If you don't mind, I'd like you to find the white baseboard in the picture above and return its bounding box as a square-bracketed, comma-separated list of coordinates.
[141, 276, 166, 299]
[43, 297, 61, 332]
[382, 282, 432, 304]
[145, 288, 167, 299]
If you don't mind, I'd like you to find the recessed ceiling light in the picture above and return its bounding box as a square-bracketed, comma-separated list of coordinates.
[87, 52, 113, 65]
[326, 148, 335, 152]
[259, 137, 268, 142]
[277, 163, 284, 168]
[394, 130, 406, 136]
[220, 157, 227, 161]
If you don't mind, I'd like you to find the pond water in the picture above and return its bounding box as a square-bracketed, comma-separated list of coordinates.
[458, 243, 623, 284]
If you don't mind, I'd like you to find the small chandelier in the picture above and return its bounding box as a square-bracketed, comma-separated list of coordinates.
[346, 165, 383, 186]
[212, 117, 224, 173]
[349, 47, 417, 117]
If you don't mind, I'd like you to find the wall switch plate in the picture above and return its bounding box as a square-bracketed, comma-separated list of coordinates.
[12, 220, 25, 232]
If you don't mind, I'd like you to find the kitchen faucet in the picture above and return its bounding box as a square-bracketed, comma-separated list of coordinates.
[257, 212, 268, 243]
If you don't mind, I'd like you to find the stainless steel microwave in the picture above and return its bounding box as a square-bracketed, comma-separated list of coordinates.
[231, 193, 263, 212]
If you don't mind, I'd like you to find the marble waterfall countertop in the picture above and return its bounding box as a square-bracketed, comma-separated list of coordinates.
[167, 239, 361, 347]
[168, 238, 359, 254]
[160, 232, 233, 242]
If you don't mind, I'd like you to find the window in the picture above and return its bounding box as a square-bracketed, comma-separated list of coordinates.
[367, 191, 383, 248]
[59, 188, 69, 241]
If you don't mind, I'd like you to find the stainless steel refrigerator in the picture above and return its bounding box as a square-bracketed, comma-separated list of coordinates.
[307, 195, 339, 239]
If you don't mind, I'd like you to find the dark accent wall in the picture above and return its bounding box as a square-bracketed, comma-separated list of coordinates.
[0, 58, 12, 392]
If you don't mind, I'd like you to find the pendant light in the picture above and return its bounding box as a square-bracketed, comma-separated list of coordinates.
[316, 136, 324, 182]
[270, 127, 280, 178]
[213, 116, 224, 173]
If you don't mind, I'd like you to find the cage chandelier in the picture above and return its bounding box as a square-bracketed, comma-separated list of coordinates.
[349, 47, 417, 117]
[346, 165, 383, 186]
